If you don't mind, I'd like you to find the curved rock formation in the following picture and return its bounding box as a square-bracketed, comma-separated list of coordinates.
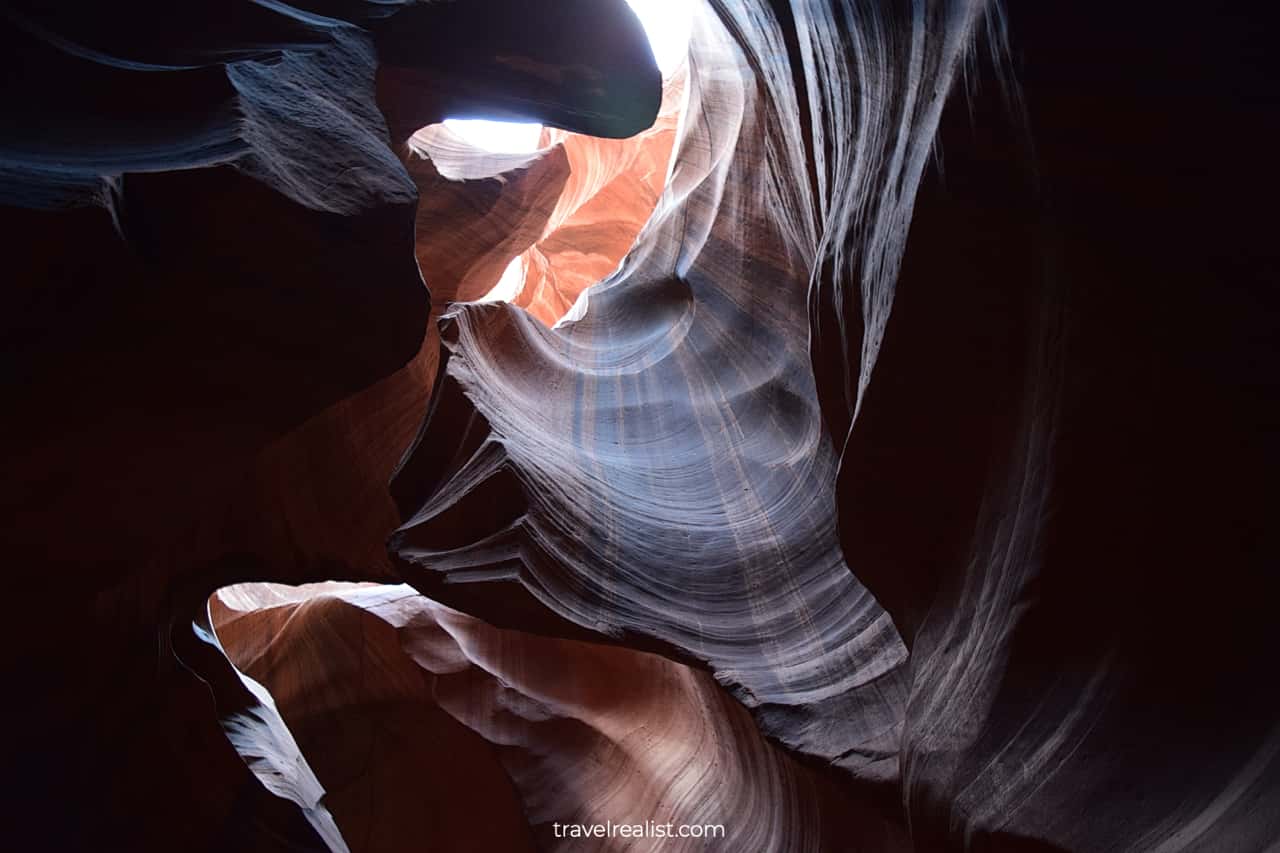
[212, 584, 538, 853]
[515, 69, 686, 324]
[213, 583, 907, 852]
[818, 5, 1280, 850]
[6, 0, 1279, 850]
[390, 2, 910, 791]
[1, 2, 659, 850]
[390, 0, 1280, 850]
[405, 65, 685, 327]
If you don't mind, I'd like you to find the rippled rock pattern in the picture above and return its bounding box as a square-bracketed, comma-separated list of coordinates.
[214, 583, 908, 852]
[806, 4, 1280, 850]
[2, 1, 658, 850]
[5, 0, 1279, 851]
[515, 70, 686, 324]
[405, 66, 684, 327]
[392, 0, 912, 789]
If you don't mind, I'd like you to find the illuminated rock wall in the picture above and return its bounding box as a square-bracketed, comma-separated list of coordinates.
[3, 1, 1277, 851]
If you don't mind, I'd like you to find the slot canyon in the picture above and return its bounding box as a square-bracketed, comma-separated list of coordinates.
[2, 1, 1277, 851]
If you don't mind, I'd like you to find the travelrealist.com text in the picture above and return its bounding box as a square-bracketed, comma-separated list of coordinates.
[551, 821, 726, 839]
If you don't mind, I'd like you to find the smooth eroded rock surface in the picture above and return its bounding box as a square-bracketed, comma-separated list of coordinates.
[5, 0, 1278, 850]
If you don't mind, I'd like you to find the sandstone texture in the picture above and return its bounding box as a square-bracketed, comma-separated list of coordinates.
[3, 1, 1276, 851]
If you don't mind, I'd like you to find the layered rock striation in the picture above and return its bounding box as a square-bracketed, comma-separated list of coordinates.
[2, 1, 659, 850]
[214, 582, 907, 852]
[390, 1, 911, 792]
[4, 0, 1278, 851]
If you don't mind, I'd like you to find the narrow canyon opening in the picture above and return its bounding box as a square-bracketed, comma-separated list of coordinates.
[419, 0, 692, 320]
[205, 4, 704, 848]
[11, 0, 1277, 850]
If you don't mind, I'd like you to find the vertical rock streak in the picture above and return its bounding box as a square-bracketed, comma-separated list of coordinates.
[390, 1, 967, 785]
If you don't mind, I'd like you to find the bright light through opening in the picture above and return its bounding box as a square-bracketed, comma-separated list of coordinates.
[626, 0, 693, 77]
[442, 119, 543, 154]
[478, 255, 526, 303]
[442, 0, 691, 154]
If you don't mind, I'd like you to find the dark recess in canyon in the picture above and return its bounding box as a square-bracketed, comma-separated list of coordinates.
[1, 1, 1277, 851]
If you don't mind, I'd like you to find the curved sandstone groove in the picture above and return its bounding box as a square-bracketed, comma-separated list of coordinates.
[406, 130, 572, 306]
[184, 605, 352, 853]
[391, 3, 911, 783]
[213, 583, 909, 852]
[406, 65, 685, 327]
[1, 1, 661, 850]
[788, 1, 1280, 851]
[211, 583, 539, 853]
[7, 0, 1279, 849]
[515, 69, 687, 324]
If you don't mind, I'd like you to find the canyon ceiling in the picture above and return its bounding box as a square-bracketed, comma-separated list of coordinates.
[1, 1, 1277, 852]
